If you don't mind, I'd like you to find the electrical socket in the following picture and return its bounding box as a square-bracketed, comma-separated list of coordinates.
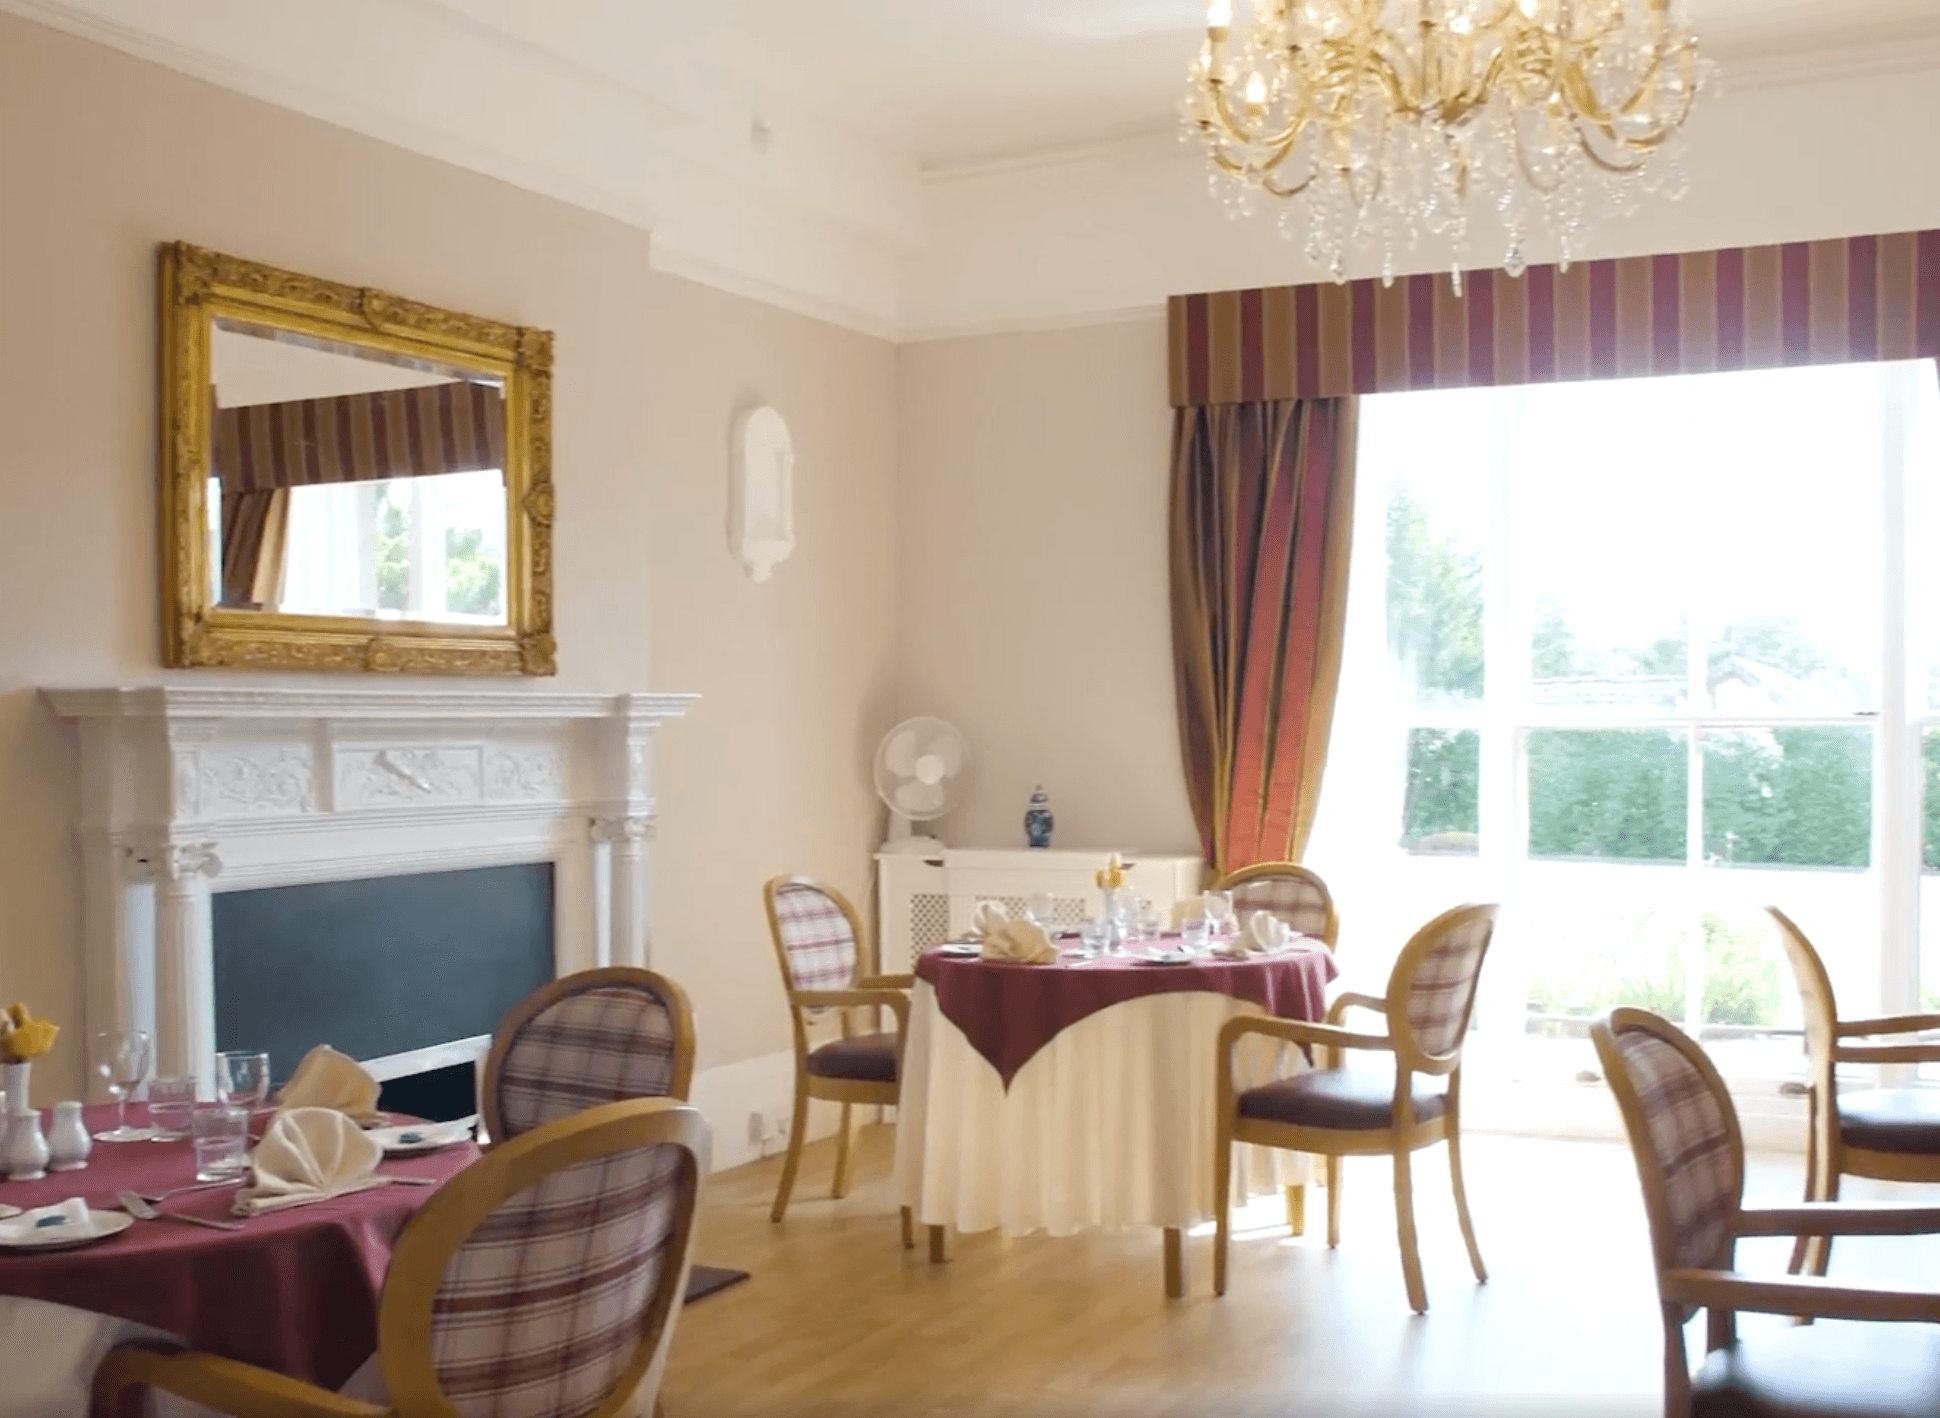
[756, 1107, 792, 1157]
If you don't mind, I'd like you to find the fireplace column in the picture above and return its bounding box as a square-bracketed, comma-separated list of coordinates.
[128, 841, 222, 1087]
[591, 815, 654, 969]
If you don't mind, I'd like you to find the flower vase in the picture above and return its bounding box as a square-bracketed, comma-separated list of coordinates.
[1024, 786, 1055, 849]
[3, 1064, 49, 1181]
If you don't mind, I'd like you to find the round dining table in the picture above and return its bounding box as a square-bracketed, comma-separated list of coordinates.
[894, 938, 1337, 1296]
[0, 1103, 478, 1417]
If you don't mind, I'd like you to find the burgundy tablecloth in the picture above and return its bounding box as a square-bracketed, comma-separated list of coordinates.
[914, 941, 1338, 1087]
[0, 1104, 477, 1388]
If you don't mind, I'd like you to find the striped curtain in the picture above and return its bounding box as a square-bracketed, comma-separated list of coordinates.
[1172, 400, 1356, 874]
[1170, 229, 1940, 405]
[212, 381, 506, 492]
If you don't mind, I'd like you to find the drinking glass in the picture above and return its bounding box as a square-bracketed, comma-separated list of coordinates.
[215, 1051, 272, 1112]
[1180, 913, 1211, 955]
[1026, 892, 1057, 933]
[146, 1076, 198, 1141]
[1076, 917, 1108, 959]
[1205, 891, 1238, 946]
[92, 1030, 152, 1142]
[1138, 899, 1165, 943]
[191, 1103, 250, 1181]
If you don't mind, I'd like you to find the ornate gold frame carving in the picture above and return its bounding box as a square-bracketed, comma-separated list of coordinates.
[158, 242, 555, 675]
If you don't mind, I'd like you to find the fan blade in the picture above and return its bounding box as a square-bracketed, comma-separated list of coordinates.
[883, 728, 919, 778]
[927, 732, 963, 778]
[894, 779, 946, 816]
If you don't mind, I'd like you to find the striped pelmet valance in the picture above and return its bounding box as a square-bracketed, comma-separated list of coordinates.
[212, 381, 505, 492]
[1169, 229, 1940, 407]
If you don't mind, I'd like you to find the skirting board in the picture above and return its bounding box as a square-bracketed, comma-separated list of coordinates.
[689, 1050, 894, 1175]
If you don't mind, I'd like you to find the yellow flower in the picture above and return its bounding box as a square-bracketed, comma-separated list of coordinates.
[5, 1020, 56, 1061]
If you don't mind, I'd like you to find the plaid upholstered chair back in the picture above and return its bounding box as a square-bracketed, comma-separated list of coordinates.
[1385, 904, 1498, 1073]
[1592, 1009, 1744, 1284]
[483, 968, 696, 1144]
[1213, 863, 1339, 948]
[382, 1099, 708, 1418]
[765, 877, 865, 994]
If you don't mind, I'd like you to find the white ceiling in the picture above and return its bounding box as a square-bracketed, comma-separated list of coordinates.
[7, 0, 1940, 333]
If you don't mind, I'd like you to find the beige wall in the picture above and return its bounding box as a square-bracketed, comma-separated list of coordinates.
[0, 13, 898, 1100]
[895, 319, 1199, 857]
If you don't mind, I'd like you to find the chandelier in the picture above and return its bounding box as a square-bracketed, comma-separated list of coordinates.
[1180, 0, 1709, 290]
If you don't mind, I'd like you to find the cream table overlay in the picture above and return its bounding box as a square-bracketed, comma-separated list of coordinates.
[895, 981, 1312, 1238]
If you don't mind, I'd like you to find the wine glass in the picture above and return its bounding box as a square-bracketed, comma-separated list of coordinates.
[1025, 892, 1057, 934]
[1205, 891, 1238, 947]
[215, 1050, 272, 1113]
[92, 1029, 153, 1142]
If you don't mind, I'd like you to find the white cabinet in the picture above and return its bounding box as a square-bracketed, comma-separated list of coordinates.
[874, 849, 1206, 970]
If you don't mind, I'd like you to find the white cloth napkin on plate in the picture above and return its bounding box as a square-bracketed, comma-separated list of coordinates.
[276, 1044, 386, 1126]
[234, 1106, 388, 1216]
[1215, 913, 1290, 958]
[0, 1198, 90, 1241]
[968, 901, 1057, 965]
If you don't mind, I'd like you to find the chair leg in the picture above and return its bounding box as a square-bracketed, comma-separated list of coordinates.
[1446, 1130, 1486, 1284]
[1393, 1147, 1428, 1314]
[1213, 1128, 1234, 1296]
[768, 1075, 811, 1223]
[900, 1205, 915, 1250]
[1285, 1184, 1306, 1236]
[928, 1225, 952, 1262]
[831, 1103, 856, 1199]
[1790, 1099, 1820, 1275]
[1806, 1165, 1840, 1278]
[1325, 1155, 1342, 1249]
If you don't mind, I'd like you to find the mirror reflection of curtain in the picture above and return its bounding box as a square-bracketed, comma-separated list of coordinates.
[219, 489, 289, 609]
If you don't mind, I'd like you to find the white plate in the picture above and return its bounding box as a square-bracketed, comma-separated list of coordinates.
[933, 943, 982, 958]
[0, 1208, 133, 1251]
[1139, 950, 1196, 966]
[367, 1117, 476, 1155]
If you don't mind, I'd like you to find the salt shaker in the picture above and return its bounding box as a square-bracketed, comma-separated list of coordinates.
[47, 1102, 91, 1172]
[4, 1109, 50, 1182]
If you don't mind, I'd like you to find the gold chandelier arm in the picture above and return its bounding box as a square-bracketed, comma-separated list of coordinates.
[1204, 75, 1312, 155]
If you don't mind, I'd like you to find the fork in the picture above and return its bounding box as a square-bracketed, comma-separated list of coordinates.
[118, 1190, 244, 1232]
[138, 1178, 242, 1205]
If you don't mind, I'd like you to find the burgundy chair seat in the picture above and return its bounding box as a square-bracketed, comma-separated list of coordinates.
[1237, 1066, 1448, 1131]
[1838, 1088, 1940, 1156]
[1693, 1319, 1940, 1418]
[806, 1033, 899, 1084]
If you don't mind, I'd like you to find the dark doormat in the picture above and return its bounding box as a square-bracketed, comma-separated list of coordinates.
[685, 1263, 751, 1304]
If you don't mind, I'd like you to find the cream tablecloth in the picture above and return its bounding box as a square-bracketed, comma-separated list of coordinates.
[894, 980, 1315, 1236]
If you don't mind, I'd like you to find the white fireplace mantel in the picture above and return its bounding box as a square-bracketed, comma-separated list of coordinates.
[45, 684, 694, 1088]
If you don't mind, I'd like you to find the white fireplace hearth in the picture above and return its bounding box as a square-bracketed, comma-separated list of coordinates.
[46, 685, 693, 1089]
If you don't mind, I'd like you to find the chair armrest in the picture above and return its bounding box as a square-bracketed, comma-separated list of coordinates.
[1831, 1041, 1940, 1065]
[1324, 992, 1388, 1027]
[1219, 1014, 1392, 1057]
[93, 1343, 387, 1418]
[1836, 1012, 1940, 1038]
[1662, 1269, 1940, 1325]
[1734, 1203, 1940, 1238]
[857, 974, 914, 991]
[790, 989, 910, 1034]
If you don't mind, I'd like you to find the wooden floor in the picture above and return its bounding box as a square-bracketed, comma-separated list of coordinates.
[662, 1125, 1940, 1418]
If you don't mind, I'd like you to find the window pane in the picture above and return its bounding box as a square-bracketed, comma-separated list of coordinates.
[1923, 729, 1940, 1013]
[1401, 728, 1479, 854]
[1702, 727, 1871, 869]
[1364, 389, 1489, 712]
[1527, 729, 1687, 863]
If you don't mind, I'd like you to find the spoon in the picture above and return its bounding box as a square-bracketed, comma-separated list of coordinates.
[118, 1190, 243, 1233]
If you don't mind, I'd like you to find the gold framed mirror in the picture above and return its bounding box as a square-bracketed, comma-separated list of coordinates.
[158, 243, 554, 674]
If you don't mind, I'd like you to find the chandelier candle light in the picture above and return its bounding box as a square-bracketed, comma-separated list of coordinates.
[1181, 0, 1710, 290]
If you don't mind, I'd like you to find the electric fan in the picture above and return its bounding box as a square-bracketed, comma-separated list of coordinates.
[872, 716, 969, 853]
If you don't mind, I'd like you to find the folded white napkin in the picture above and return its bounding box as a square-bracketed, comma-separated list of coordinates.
[277, 1044, 386, 1126]
[0, 1198, 90, 1240]
[234, 1106, 387, 1216]
[968, 901, 1057, 965]
[1213, 912, 1290, 958]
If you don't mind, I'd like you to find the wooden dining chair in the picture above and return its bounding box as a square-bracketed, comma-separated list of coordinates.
[94, 1097, 709, 1418]
[480, 966, 696, 1144]
[1767, 906, 1940, 1276]
[1212, 903, 1497, 1312]
[1211, 861, 1340, 950]
[1593, 1006, 1940, 1418]
[763, 875, 916, 1243]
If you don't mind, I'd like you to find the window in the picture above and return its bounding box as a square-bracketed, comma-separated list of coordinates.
[1309, 360, 1940, 1104]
